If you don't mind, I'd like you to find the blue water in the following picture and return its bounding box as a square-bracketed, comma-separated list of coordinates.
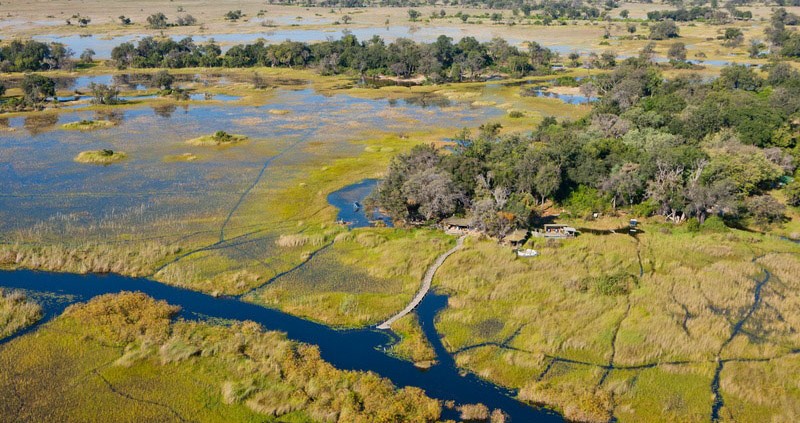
[326, 179, 392, 228]
[527, 89, 590, 105]
[0, 86, 500, 235]
[0, 269, 564, 422]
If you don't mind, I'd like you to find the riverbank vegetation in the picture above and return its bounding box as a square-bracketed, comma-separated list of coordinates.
[388, 312, 438, 366]
[0, 292, 443, 422]
[0, 288, 42, 339]
[373, 55, 800, 239]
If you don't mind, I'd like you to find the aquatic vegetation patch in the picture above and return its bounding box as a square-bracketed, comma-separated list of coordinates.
[364, 145, 395, 153]
[61, 119, 116, 130]
[388, 312, 437, 366]
[0, 288, 42, 339]
[74, 149, 127, 165]
[186, 131, 248, 146]
[163, 153, 198, 162]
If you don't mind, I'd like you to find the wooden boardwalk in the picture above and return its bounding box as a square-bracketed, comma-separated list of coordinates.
[376, 235, 465, 330]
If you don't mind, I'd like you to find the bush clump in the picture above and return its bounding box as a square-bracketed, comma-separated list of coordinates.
[186, 131, 248, 146]
[74, 149, 127, 165]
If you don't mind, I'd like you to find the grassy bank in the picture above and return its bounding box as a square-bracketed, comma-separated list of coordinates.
[388, 312, 438, 366]
[0, 288, 42, 339]
[0, 292, 442, 422]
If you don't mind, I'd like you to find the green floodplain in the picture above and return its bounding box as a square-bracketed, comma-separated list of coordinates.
[3, 1, 800, 422]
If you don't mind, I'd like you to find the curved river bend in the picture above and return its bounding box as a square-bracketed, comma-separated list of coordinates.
[0, 269, 563, 422]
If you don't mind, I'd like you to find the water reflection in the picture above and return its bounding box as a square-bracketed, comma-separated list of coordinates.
[95, 109, 124, 124]
[152, 103, 177, 118]
[24, 113, 59, 135]
[403, 93, 451, 109]
[327, 179, 392, 228]
[520, 86, 590, 105]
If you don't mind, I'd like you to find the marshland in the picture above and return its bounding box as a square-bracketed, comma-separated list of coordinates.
[2, 0, 800, 422]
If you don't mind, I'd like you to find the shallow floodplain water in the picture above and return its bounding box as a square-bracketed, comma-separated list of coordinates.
[0, 87, 494, 231]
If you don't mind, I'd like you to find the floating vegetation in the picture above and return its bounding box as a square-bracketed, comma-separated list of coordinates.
[163, 153, 199, 162]
[62, 119, 116, 130]
[74, 149, 127, 165]
[186, 130, 248, 146]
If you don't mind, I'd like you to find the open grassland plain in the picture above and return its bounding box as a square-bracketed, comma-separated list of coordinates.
[0, 288, 42, 339]
[0, 292, 442, 422]
[432, 224, 800, 422]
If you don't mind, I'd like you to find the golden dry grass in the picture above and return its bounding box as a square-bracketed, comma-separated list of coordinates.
[0, 292, 443, 422]
[0, 288, 42, 339]
[432, 222, 800, 421]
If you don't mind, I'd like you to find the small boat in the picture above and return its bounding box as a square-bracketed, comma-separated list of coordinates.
[353, 201, 361, 211]
[516, 249, 539, 258]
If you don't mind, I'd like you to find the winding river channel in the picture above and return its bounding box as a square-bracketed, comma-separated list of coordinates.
[0, 269, 563, 422]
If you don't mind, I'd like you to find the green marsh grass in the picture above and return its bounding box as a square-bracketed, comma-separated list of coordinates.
[61, 119, 116, 130]
[432, 224, 800, 421]
[74, 149, 127, 164]
[251, 229, 454, 327]
[388, 312, 437, 365]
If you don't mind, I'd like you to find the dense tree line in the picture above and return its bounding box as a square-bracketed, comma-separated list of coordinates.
[645, 5, 749, 23]
[374, 57, 800, 234]
[0, 39, 74, 72]
[765, 8, 800, 58]
[110, 35, 557, 80]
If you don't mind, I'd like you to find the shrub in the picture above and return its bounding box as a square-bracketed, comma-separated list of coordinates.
[686, 217, 701, 232]
[591, 272, 633, 296]
[147, 12, 168, 29]
[701, 215, 729, 232]
[225, 10, 244, 21]
[459, 403, 490, 421]
[786, 179, 800, 207]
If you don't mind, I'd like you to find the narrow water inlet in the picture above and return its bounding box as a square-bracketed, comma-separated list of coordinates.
[0, 269, 564, 422]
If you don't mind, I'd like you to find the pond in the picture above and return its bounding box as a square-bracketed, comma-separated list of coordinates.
[521, 87, 591, 105]
[0, 269, 564, 422]
[326, 179, 392, 228]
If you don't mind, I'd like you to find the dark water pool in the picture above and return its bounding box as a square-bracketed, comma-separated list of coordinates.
[326, 179, 392, 228]
[0, 269, 562, 422]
